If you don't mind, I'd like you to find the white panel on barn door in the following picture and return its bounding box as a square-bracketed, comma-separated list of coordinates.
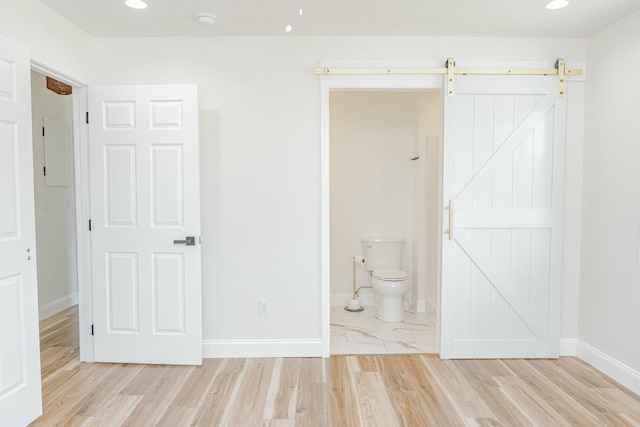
[440, 75, 565, 359]
[89, 85, 201, 365]
[0, 36, 42, 425]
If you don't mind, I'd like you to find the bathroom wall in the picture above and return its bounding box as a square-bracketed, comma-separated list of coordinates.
[30, 71, 78, 318]
[414, 94, 442, 308]
[330, 91, 441, 307]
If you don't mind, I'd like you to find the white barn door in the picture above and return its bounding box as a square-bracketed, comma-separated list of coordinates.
[89, 85, 202, 365]
[0, 37, 42, 424]
[441, 75, 566, 359]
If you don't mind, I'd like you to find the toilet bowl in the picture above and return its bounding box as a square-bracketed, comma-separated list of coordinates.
[362, 236, 409, 322]
[371, 269, 408, 322]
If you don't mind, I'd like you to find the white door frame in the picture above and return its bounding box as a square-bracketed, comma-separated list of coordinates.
[319, 64, 445, 357]
[30, 55, 93, 361]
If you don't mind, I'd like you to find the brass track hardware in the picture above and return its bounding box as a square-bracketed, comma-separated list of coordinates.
[314, 58, 582, 97]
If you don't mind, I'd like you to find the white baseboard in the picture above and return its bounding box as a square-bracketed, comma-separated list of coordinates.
[577, 340, 640, 395]
[559, 338, 577, 356]
[39, 292, 78, 320]
[203, 339, 323, 358]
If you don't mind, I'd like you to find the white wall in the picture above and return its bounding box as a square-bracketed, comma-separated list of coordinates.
[562, 80, 585, 351]
[90, 36, 585, 348]
[0, 0, 93, 83]
[419, 97, 442, 304]
[579, 10, 640, 387]
[30, 71, 78, 318]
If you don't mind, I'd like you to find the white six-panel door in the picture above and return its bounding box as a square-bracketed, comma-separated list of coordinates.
[89, 85, 202, 365]
[0, 37, 42, 425]
[441, 75, 565, 359]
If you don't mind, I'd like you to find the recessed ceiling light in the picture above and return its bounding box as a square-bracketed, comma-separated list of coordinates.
[196, 13, 217, 25]
[125, 0, 148, 10]
[545, 0, 569, 10]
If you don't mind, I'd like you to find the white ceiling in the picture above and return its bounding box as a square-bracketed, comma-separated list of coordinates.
[39, 0, 640, 38]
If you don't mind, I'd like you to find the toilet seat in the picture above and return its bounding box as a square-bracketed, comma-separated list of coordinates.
[372, 269, 407, 282]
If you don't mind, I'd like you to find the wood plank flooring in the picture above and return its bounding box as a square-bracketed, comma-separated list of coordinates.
[31, 306, 640, 426]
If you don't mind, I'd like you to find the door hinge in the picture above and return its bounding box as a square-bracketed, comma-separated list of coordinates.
[43, 166, 46, 176]
[42, 127, 45, 137]
[91, 324, 94, 336]
[86, 112, 89, 124]
[89, 219, 92, 231]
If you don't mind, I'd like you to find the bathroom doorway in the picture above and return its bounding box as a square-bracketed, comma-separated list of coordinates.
[328, 90, 442, 355]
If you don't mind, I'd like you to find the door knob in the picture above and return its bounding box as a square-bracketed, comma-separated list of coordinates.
[173, 236, 196, 246]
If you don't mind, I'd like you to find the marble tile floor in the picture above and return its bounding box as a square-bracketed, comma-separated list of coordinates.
[330, 304, 437, 355]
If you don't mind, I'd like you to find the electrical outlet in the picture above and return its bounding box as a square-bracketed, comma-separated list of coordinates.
[259, 299, 269, 316]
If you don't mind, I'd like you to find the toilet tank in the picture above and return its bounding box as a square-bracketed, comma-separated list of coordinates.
[362, 236, 404, 271]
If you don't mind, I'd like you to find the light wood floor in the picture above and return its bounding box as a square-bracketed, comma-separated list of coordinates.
[32, 306, 640, 426]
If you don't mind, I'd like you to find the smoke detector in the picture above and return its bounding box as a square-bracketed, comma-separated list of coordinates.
[196, 13, 217, 25]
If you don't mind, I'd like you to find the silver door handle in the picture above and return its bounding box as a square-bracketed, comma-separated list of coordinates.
[174, 236, 196, 246]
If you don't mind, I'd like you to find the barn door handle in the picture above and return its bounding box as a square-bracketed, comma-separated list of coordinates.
[174, 236, 196, 246]
[447, 200, 454, 241]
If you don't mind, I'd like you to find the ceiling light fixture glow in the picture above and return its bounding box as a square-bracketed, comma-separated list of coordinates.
[125, 0, 148, 10]
[285, 0, 292, 33]
[545, 0, 569, 10]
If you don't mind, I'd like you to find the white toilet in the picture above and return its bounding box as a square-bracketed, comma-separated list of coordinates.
[362, 236, 409, 322]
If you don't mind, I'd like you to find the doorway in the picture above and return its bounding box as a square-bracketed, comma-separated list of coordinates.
[329, 90, 441, 354]
[30, 60, 92, 363]
[30, 70, 79, 322]
[319, 75, 445, 357]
